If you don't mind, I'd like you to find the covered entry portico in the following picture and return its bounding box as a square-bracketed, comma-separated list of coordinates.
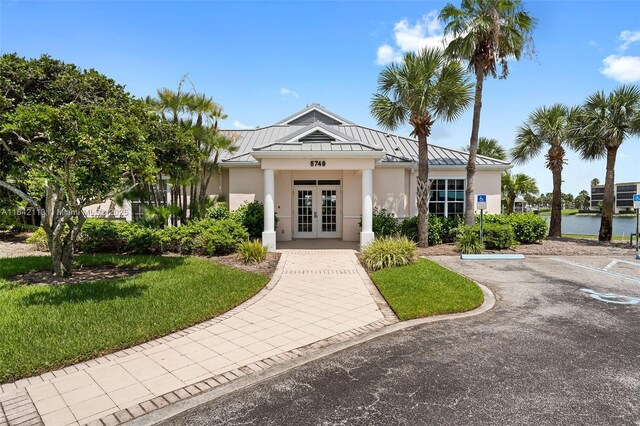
[254, 153, 384, 251]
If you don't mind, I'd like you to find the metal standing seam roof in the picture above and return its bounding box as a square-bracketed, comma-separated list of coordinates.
[220, 105, 511, 168]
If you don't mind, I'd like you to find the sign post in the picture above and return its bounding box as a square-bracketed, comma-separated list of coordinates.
[634, 194, 640, 260]
[477, 194, 487, 242]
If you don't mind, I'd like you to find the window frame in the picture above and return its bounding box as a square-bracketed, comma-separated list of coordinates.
[428, 177, 466, 218]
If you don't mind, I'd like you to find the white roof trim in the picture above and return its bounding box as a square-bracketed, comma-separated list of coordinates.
[275, 105, 353, 126]
[276, 124, 351, 144]
[251, 150, 386, 160]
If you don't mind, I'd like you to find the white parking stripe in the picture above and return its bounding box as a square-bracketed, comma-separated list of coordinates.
[549, 257, 640, 284]
[603, 260, 618, 271]
[613, 259, 640, 267]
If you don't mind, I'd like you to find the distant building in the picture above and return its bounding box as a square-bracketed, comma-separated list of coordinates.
[590, 182, 640, 213]
[514, 196, 528, 213]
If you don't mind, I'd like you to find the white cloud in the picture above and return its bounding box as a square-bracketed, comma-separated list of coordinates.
[599, 29, 640, 83]
[375, 10, 446, 65]
[280, 87, 299, 98]
[619, 30, 640, 52]
[601, 55, 640, 83]
[376, 44, 401, 65]
[232, 120, 253, 129]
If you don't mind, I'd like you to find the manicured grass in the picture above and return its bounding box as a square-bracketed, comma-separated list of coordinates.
[538, 209, 579, 216]
[369, 258, 484, 321]
[0, 254, 269, 382]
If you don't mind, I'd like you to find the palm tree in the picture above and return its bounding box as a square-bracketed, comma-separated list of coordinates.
[590, 178, 600, 186]
[571, 85, 640, 241]
[461, 137, 507, 160]
[440, 0, 536, 226]
[371, 48, 472, 247]
[511, 104, 578, 237]
[501, 172, 538, 214]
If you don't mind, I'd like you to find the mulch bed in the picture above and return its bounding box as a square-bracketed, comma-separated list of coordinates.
[209, 252, 281, 276]
[418, 237, 635, 257]
[8, 266, 150, 286]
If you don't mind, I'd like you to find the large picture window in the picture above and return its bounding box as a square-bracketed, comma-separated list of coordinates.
[429, 179, 465, 217]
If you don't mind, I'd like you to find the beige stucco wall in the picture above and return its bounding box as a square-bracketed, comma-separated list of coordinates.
[221, 165, 504, 242]
[373, 168, 409, 218]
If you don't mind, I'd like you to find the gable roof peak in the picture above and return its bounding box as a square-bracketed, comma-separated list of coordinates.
[275, 104, 354, 126]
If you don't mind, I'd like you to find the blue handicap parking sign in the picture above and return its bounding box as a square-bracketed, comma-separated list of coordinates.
[477, 195, 487, 203]
[634, 194, 640, 208]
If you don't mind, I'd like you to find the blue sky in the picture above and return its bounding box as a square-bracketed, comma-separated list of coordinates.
[1, 0, 639, 195]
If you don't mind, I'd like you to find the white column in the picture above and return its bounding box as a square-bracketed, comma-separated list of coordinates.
[360, 169, 375, 249]
[262, 169, 277, 251]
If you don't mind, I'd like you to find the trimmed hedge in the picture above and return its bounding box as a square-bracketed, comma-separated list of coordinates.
[81, 218, 248, 256]
[476, 223, 515, 250]
[481, 213, 547, 243]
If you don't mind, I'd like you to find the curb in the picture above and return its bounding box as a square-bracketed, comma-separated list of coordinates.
[125, 282, 495, 426]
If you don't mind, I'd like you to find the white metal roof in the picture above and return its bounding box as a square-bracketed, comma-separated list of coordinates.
[220, 105, 512, 169]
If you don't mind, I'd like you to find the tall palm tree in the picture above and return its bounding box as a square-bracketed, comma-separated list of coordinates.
[371, 48, 472, 247]
[511, 104, 578, 237]
[440, 0, 536, 226]
[462, 136, 507, 160]
[571, 85, 640, 241]
[501, 171, 538, 214]
[590, 178, 600, 186]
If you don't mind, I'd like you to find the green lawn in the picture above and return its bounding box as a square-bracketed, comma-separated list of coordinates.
[369, 258, 484, 321]
[0, 254, 268, 382]
[538, 209, 579, 216]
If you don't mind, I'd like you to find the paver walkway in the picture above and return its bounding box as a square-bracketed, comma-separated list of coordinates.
[0, 250, 396, 426]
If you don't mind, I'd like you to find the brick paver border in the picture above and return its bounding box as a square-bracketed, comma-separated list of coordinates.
[87, 319, 389, 426]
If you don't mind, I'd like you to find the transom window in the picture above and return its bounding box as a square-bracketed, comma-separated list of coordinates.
[429, 179, 465, 217]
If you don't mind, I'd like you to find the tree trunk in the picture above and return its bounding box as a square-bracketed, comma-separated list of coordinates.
[599, 146, 617, 242]
[509, 195, 516, 214]
[416, 133, 430, 248]
[549, 166, 563, 237]
[464, 67, 485, 226]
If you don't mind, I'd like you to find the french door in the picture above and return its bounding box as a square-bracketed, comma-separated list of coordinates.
[293, 186, 341, 238]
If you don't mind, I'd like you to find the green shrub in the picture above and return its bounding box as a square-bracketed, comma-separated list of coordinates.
[482, 213, 547, 243]
[161, 218, 248, 255]
[455, 226, 484, 254]
[25, 228, 48, 252]
[81, 219, 132, 252]
[200, 219, 249, 255]
[238, 240, 268, 263]
[206, 204, 230, 220]
[369, 208, 399, 237]
[127, 227, 164, 254]
[81, 219, 163, 254]
[362, 236, 417, 271]
[479, 223, 515, 250]
[231, 201, 277, 240]
[399, 215, 464, 245]
[506, 213, 547, 243]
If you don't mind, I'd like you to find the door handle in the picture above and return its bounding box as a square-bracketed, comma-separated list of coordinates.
[313, 211, 318, 218]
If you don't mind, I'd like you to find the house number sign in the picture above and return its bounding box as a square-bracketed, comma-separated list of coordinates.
[310, 160, 326, 167]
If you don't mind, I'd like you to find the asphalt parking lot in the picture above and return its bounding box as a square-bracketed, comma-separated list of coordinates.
[160, 255, 640, 426]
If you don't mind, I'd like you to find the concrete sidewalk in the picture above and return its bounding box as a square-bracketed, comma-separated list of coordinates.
[0, 250, 396, 426]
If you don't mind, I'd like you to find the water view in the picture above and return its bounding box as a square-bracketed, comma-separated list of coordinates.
[544, 215, 638, 237]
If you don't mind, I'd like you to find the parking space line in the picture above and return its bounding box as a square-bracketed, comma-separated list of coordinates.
[603, 260, 617, 271]
[613, 259, 640, 267]
[549, 257, 640, 284]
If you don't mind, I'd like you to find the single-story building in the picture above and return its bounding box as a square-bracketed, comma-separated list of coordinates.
[84, 104, 510, 249]
[214, 104, 510, 250]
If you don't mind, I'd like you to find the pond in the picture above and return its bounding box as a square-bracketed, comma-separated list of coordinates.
[543, 215, 638, 236]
